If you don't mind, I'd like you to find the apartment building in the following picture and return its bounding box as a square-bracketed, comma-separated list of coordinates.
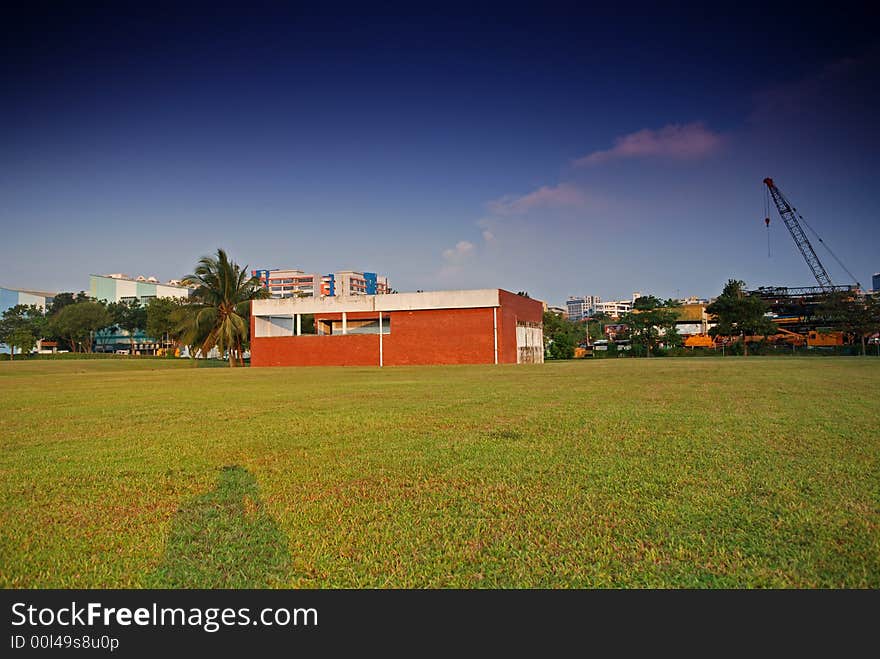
[252, 268, 390, 299]
[251, 269, 322, 298]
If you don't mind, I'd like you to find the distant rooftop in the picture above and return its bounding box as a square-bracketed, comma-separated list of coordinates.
[93, 273, 192, 289]
[252, 288, 537, 315]
[1, 285, 56, 298]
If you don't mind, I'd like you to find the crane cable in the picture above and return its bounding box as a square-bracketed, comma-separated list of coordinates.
[764, 182, 860, 288]
[793, 207, 861, 287]
[764, 186, 771, 257]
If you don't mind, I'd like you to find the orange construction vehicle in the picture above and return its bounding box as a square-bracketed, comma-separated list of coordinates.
[771, 326, 806, 346]
[767, 324, 843, 347]
[684, 334, 716, 348]
[807, 330, 844, 347]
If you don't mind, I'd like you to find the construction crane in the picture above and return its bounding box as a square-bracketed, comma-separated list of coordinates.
[763, 177, 861, 291]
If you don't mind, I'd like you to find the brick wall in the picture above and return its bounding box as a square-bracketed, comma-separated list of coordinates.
[384, 307, 494, 366]
[498, 290, 544, 363]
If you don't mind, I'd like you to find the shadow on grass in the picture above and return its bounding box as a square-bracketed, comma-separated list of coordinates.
[145, 466, 291, 588]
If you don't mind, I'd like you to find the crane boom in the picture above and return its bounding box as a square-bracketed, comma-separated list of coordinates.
[763, 177, 834, 290]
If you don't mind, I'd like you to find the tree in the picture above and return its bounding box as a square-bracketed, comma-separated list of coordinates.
[585, 312, 612, 343]
[868, 295, 880, 355]
[181, 248, 269, 366]
[47, 291, 92, 316]
[45, 292, 93, 345]
[620, 296, 681, 357]
[0, 305, 46, 359]
[49, 301, 113, 353]
[542, 310, 584, 359]
[706, 280, 776, 356]
[146, 297, 187, 351]
[818, 291, 880, 356]
[109, 299, 147, 354]
[173, 300, 212, 362]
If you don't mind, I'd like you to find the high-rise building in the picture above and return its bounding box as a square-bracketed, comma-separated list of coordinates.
[331, 271, 389, 296]
[250, 269, 322, 298]
[872, 272, 880, 293]
[566, 296, 600, 322]
[252, 268, 389, 299]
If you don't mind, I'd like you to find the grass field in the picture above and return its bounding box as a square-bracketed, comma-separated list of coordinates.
[1, 357, 878, 588]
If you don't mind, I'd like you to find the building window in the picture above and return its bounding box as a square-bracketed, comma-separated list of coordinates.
[254, 314, 390, 337]
[254, 316, 294, 337]
[335, 317, 390, 335]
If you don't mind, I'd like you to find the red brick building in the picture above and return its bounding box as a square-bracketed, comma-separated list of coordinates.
[250, 289, 543, 367]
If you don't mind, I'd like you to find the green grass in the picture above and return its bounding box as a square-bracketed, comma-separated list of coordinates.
[1, 357, 878, 588]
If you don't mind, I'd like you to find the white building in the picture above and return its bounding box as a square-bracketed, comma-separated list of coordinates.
[594, 300, 632, 317]
[90, 274, 192, 304]
[334, 270, 390, 296]
[568, 292, 642, 319]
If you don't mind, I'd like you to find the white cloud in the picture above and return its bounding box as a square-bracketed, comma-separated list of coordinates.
[573, 122, 723, 166]
[486, 183, 591, 215]
[442, 240, 475, 262]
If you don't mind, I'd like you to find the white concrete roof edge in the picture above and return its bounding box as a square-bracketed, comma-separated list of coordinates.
[252, 289, 503, 315]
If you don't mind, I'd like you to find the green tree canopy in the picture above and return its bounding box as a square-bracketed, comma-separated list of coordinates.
[181, 248, 269, 366]
[585, 312, 612, 342]
[621, 296, 681, 357]
[49, 301, 113, 353]
[706, 279, 776, 356]
[47, 291, 92, 316]
[108, 299, 147, 354]
[0, 305, 47, 359]
[818, 291, 880, 356]
[146, 297, 188, 349]
[543, 310, 584, 359]
[45, 292, 94, 344]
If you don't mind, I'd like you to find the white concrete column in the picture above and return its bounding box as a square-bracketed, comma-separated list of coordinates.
[493, 307, 498, 365]
[342, 312, 347, 335]
[378, 314, 383, 367]
[296, 314, 301, 336]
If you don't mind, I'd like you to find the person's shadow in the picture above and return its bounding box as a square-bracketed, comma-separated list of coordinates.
[145, 465, 291, 588]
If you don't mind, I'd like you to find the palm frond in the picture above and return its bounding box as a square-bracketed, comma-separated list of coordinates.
[181, 249, 260, 363]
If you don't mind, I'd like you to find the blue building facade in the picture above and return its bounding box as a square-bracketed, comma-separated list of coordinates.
[364, 272, 378, 295]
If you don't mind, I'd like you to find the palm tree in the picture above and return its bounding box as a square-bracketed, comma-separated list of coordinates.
[181, 248, 269, 366]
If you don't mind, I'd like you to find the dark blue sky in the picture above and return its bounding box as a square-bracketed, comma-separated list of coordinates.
[2, 3, 878, 303]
